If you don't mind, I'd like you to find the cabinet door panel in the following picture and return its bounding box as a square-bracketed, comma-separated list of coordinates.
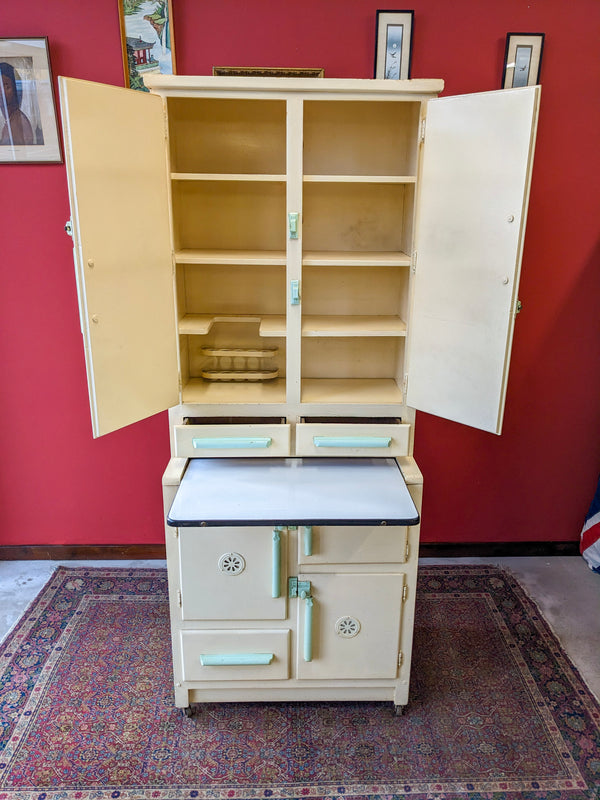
[297, 573, 404, 679]
[179, 527, 287, 620]
[297, 526, 408, 566]
[408, 86, 540, 434]
[60, 77, 178, 437]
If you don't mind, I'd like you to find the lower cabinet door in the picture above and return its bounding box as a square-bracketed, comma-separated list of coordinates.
[179, 527, 287, 621]
[296, 573, 405, 680]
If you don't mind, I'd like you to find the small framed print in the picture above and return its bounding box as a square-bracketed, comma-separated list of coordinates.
[375, 10, 414, 80]
[502, 33, 544, 88]
[119, 0, 176, 92]
[0, 37, 62, 164]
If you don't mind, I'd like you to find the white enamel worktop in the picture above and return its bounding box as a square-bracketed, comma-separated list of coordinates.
[167, 458, 419, 527]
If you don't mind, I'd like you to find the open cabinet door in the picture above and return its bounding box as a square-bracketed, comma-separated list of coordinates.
[406, 86, 540, 434]
[60, 77, 179, 437]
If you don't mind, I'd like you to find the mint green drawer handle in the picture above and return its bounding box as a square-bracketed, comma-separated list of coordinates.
[272, 527, 283, 598]
[303, 526, 313, 556]
[192, 437, 272, 449]
[313, 436, 391, 448]
[302, 591, 314, 662]
[200, 653, 274, 666]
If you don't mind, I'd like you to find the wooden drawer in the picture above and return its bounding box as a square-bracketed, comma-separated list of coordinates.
[296, 418, 410, 457]
[174, 418, 291, 458]
[297, 525, 408, 567]
[181, 629, 290, 681]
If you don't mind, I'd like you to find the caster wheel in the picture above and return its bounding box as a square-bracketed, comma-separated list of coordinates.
[182, 706, 194, 718]
[394, 704, 405, 716]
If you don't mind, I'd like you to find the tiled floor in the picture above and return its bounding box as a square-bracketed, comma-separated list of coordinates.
[1, 556, 599, 700]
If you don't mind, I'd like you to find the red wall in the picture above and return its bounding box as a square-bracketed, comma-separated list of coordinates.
[1, 0, 599, 547]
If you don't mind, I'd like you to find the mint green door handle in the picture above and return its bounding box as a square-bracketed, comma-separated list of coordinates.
[290, 279, 300, 305]
[200, 653, 274, 666]
[301, 590, 314, 662]
[288, 211, 299, 239]
[313, 436, 391, 448]
[192, 437, 272, 449]
[272, 527, 283, 598]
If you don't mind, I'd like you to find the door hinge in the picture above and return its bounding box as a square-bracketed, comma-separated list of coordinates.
[402, 373, 408, 397]
[419, 118, 426, 143]
[405, 540, 410, 561]
[402, 585, 408, 602]
[64, 219, 73, 237]
[177, 589, 182, 607]
[163, 109, 169, 140]
[398, 651, 404, 666]
[514, 299, 523, 316]
[411, 250, 417, 274]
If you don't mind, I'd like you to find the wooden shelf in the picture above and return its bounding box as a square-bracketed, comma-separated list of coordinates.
[182, 377, 286, 404]
[175, 249, 287, 265]
[172, 173, 286, 182]
[303, 175, 416, 184]
[303, 250, 411, 267]
[178, 314, 286, 337]
[301, 378, 403, 405]
[302, 315, 407, 337]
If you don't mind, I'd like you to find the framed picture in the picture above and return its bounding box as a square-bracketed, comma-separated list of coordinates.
[502, 33, 544, 88]
[213, 67, 324, 78]
[0, 37, 61, 164]
[118, 0, 176, 92]
[374, 10, 414, 80]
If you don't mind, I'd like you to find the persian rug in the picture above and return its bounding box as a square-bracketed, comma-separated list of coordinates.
[0, 566, 599, 800]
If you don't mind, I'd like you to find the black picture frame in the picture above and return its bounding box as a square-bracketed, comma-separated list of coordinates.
[374, 10, 414, 80]
[502, 32, 545, 88]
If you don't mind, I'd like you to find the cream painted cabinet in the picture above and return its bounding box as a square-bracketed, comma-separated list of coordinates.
[59, 75, 539, 713]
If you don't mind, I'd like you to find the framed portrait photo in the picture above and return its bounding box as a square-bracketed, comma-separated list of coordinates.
[0, 37, 62, 164]
[119, 0, 176, 92]
[502, 33, 544, 89]
[375, 10, 414, 80]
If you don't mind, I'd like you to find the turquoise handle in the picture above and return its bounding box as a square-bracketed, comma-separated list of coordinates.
[303, 526, 313, 556]
[192, 437, 272, 449]
[288, 211, 299, 239]
[313, 436, 391, 448]
[272, 528, 282, 598]
[200, 653, 274, 666]
[290, 279, 300, 305]
[302, 592, 314, 662]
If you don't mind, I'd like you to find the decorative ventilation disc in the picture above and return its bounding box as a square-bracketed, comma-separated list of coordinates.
[218, 552, 246, 575]
[335, 616, 361, 638]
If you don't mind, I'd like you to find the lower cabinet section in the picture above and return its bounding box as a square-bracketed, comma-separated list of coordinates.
[163, 457, 423, 711]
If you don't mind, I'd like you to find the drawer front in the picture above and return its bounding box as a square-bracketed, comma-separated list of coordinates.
[298, 525, 408, 566]
[296, 422, 410, 457]
[181, 629, 290, 681]
[174, 423, 291, 458]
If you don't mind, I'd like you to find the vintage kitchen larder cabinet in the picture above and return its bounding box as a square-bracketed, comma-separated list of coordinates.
[59, 74, 539, 714]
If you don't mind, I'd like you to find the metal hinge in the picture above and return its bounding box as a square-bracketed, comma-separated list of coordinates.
[177, 589, 182, 607]
[398, 651, 404, 666]
[411, 250, 417, 274]
[402, 373, 408, 397]
[405, 540, 410, 561]
[64, 219, 73, 237]
[402, 585, 408, 602]
[163, 109, 169, 140]
[419, 118, 426, 143]
[515, 299, 523, 316]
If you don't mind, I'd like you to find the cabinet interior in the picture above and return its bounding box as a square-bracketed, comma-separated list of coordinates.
[168, 93, 418, 407]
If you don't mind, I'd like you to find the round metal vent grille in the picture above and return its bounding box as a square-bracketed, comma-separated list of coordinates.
[335, 616, 361, 638]
[218, 552, 246, 575]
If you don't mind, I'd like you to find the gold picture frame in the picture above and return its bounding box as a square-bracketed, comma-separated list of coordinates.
[212, 66, 324, 78]
[0, 37, 62, 164]
[118, 0, 176, 91]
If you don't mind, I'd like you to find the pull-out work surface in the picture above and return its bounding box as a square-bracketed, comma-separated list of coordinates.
[167, 457, 419, 527]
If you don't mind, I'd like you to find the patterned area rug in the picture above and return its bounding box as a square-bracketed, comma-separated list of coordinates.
[0, 565, 599, 800]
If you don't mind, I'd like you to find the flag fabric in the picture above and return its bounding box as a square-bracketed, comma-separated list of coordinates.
[581, 476, 600, 572]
